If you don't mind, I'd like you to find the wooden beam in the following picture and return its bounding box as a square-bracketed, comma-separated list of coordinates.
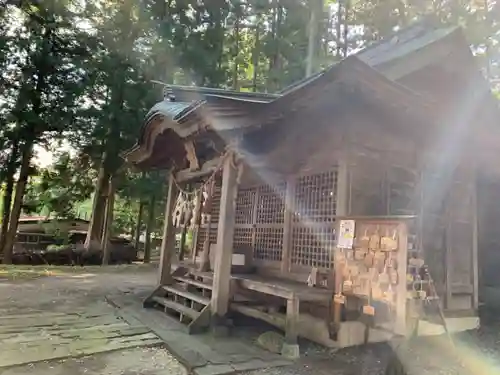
[211, 155, 238, 317]
[281, 176, 296, 274]
[158, 173, 179, 285]
[175, 157, 222, 183]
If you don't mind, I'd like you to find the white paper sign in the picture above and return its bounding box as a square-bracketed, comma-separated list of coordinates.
[338, 220, 355, 249]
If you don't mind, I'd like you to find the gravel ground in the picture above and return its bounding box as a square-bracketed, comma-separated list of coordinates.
[0, 347, 188, 375]
[241, 315, 500, 375]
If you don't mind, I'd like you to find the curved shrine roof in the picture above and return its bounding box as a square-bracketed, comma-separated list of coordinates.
[122, 21, 496, 172]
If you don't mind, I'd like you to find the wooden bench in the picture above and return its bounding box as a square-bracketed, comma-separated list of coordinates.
[230, 274, 332, 358]
[188, 269, 335, 356]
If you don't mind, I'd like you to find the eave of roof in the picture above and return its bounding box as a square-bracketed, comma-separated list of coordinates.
[123, 20, 494, 170]
[123, 55, 438, 168]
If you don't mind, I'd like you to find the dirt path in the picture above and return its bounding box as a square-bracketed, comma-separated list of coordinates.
[0, 265, 188, 375]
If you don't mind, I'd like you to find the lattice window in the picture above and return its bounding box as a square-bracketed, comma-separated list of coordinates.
[235, 187, 257, 224]
[294, 170, 338, 222]
[233, 227, 253, 247]
[209, 225, 218, 245]
[388, 166, 417, 215]
[210, 185, 222, 223]
[291, 224, 335, 268]
[194, 225, 218, 255]
[196, 228, 207, 254]
[256, 182, 286, 224]
[290, 169, 338, 269]
[254, 227, 283, 261]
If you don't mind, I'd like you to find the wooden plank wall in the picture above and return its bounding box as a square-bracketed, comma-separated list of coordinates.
[346, 133, 477, 312]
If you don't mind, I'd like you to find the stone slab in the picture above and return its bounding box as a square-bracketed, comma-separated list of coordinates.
[107, 293, 293, 374]
[0, 301, 163, 368]
[193, 364, 235, 375]
[230, 359, 270, 372]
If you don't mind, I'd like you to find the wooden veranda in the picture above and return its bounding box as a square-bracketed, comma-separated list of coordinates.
[123, 21, 500, 357]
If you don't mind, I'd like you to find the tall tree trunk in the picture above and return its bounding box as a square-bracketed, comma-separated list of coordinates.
[232, 7, 241, 91]
[144, 195, 156, 263]
[336, 0, 342, 57]
[101, 177, 115, 265]
[0, 141, 19, 253]
[2, 141, 32, 264]
[342, 0, 350, 57]
[134, 200, 144, 248]
[252, 23, 260, 92]
[268, 0, 282, 91]
[306, 0, 321, 77]
[84, 163, 110, 249]
[484, 0, 491, 79]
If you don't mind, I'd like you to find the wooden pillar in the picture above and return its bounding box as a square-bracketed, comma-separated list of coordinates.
[281, 176, 296, 274]
[191, 188, 203, 264]
[158, 173, 179, 285]
[472, 165, 479, 310]
[282, 296, 300, 359]
[211, 155, 238, 319]
[395, 222, 408, 335]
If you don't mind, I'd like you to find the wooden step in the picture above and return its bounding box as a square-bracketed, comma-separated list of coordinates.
[162, 285, 210, 305]
[189, 270, 214, 281]
[152, 296, 200, 320]
[175, 276, 213, 290]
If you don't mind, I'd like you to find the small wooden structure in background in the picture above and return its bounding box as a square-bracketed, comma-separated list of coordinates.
[123, 21, 499, 356]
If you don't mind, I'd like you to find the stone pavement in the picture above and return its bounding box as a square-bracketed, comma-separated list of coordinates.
[0, 268, 162, 370]
[0, 298, 162, 369]
[107, 292, 292, 375]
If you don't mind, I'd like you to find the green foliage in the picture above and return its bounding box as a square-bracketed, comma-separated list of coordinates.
[23, 152, 96, 218]
[1, 0, 500, 248]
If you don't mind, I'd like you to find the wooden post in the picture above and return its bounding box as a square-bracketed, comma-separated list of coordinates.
[445, 199, 453, 310]
[144, 194, 156, 263]
[134, 201, 144, 249]
[282, 296, 300, 359]
[199, 180, 215, 272]
[178, 225, 187, 261]
[211, 155, 238, 320]
[158, 173, 179, 285]
[395, 222, 408, 336]
[191, 188, 203, 264]
[472, 165, 479, 310]
[281, 176, 295, 274]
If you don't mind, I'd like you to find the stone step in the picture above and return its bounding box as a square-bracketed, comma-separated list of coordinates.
[151, 296, 200, 320]
[174, 276, 213, 291]
[161, 285, 210, 306]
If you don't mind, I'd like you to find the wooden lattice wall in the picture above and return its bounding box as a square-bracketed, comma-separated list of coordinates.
[195, 167, 342, 271]
[291, 169, 338, 269]
[232, 182, 286, 263]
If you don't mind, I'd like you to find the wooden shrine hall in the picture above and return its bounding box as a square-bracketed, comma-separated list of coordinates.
[122, 21, 500, 357]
